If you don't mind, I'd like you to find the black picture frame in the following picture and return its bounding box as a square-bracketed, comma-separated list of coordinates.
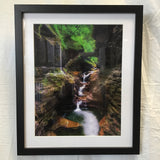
[15, 5, 143, 155]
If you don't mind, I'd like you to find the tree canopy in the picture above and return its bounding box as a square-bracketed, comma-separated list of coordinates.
[38, 24, 96, 53]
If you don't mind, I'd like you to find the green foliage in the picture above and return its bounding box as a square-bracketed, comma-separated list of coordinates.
[85, 56, 98, 67]
[39, 24, 96, 52]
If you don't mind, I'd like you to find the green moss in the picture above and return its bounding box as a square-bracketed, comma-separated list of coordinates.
[42, 78, 50, 86]
[65, 112, 84, 123]
[42, 71, 74, 92]
[63, 68, 68, 73]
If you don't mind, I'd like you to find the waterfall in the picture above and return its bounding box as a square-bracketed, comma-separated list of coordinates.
[75, 70, 95, 111]
[75, 110, 99, 135]
[74, 69, 99, 135]
[81, 111, 99, 135]
[82, 71, 94, 83]
[78, 84, 86, 96]
[74, 101, 82, 112]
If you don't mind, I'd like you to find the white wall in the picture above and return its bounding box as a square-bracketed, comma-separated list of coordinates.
[0, 0, 160, 160]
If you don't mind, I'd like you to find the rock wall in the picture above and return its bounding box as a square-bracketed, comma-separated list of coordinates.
[93, 25, 122, 69]
[99, 67, 121, 135]
[35, 73, 75, 136]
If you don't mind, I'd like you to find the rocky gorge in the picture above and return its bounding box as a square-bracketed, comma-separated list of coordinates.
[34, 24, 122, 136]
[35, 63, 121, 136]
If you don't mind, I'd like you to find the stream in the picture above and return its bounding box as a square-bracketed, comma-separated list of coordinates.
[57, 49, 99, 135]
[74, 70, 99, 136]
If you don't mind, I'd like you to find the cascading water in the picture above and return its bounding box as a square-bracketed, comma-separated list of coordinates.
[80, 111, 99, 135]
[74, 100, 82, 112]
[78, 85, 86, 96]
[74, 70, 99, 135]
[82, 71, 94, 83]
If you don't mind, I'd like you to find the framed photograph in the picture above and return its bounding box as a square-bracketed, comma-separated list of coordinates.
[15, 5, 143, 155]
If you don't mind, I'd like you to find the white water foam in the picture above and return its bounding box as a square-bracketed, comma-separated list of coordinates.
[78, 84, 86, 96]
[82, 71, 94, 83]
[74, 100, 82, 112]
[75, 110, 99, 135]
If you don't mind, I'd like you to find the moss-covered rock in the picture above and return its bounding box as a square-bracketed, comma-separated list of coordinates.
[65, 55, 93, 72]
[35, 71, 75, 136]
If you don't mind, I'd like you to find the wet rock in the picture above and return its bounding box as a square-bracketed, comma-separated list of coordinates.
[35, 66, 55, 77]
[51, 117, 80, 131]
[65, 55, 92, 72]
[84, 69, 104, 109]
[99, 67, 121, 135]
[76, 66, 121, 136]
